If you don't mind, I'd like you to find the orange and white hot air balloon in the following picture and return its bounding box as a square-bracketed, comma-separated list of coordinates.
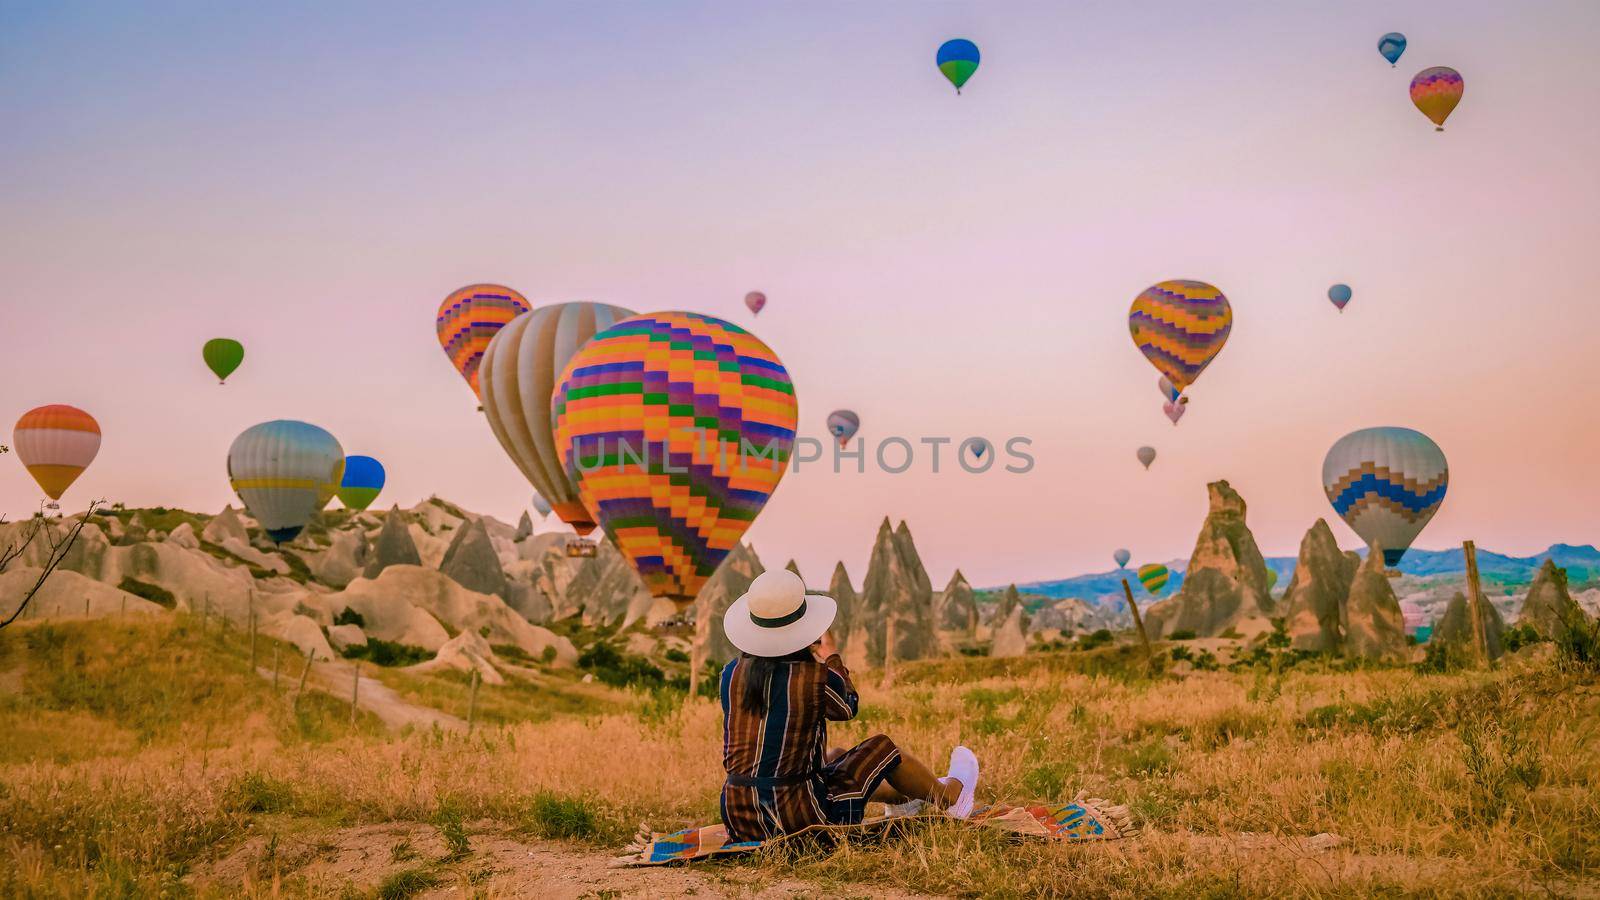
[13, 405, 101, 501]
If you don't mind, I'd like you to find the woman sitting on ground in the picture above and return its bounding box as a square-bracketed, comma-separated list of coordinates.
[719, 569, 979, 842]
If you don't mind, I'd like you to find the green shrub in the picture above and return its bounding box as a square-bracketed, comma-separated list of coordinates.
[663, 647, 690, 664]
[1169, 629, 1197, 641]
[332, 607, 365, 628]
[578, 641, 665, 689]
[221, 772, 295, 814]
[342, 638, 432, 668]
[116, 577, 175, 609]
[1076, 629, 1114, 651]
[1503, 623, 1543, 653]
[377, 867, 440, 900]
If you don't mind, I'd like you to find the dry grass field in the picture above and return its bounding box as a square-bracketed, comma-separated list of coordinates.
[2, 615, 1597, 898]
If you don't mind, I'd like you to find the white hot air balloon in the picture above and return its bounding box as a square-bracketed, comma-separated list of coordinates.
[1322, 426, 1448, 567]
[531, 492, 553, 518]
[1113, 548, 1131, 568]
[479, 301, 634, 535]
[1136, 446, 1156, 470]
[227, 420, 344, 544]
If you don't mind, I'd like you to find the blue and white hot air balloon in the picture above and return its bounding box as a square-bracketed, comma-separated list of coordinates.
[228, 420, 345, 543]
[1322, 426, 1448, 566]
[1377, 32, 1407, 67]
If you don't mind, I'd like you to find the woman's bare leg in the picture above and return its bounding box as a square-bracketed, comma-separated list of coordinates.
[883, 748, 962, 807]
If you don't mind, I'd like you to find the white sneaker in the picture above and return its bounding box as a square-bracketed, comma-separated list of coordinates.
[945, 746, 979, 819]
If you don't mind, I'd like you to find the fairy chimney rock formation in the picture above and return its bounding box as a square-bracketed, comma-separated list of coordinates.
[829, 562, 868, 671]
[565, 539, 652, 627]
[1143, 480, 1275, 639]
[990, 583, 1023, 628]
[938, 570, 978, 635]
[1342, 547, 1409, 662]
[439, 517, 510, 600]
[202, 505, 249, 546]
[1519, 559, 1588, 638]
[991, 606, 1029, 658]
[1434, 591, 1507, 660]
[862, 518, 937, 663]
[515, 511, 534, 541]
[1280, 519, 1360, 652]
[692, 541, 765, 667]
[364, 505, 423, 578]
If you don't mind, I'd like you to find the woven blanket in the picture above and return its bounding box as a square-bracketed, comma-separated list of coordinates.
[611, 795, 1137, 867]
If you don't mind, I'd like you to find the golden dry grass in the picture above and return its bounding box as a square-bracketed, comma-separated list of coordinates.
[1, 616, 1597, 897]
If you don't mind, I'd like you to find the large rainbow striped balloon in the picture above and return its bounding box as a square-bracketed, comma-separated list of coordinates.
[1128, 280, 1233, 393]
[436, 284, 531, 399]
[13, 405, 101, 501]
[1322, 426, 1448, 566]
[551, 312, 798, 606]
[1410, 66, 1464, 131]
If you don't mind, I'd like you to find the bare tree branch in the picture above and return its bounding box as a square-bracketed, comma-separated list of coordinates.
[0, 499, 102, 630]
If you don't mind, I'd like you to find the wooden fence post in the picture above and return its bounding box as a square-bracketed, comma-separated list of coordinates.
[466, 669, 481, 735]
[272, 643, 282, 690]
[248, 594, 257, 671]
[350, 663, 361, 726]
[293, 647, 316, 705]
[1122, 579, 1155, 667]
[1463, 541, 1490, 666]
[882, 615, 897, 688]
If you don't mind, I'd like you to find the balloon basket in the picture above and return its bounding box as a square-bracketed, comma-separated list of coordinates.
[45, 502, 60, 510]
[566, 539, 598, 558]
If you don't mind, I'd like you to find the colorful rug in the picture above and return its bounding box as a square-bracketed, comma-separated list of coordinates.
[611, 794, 1137, 867]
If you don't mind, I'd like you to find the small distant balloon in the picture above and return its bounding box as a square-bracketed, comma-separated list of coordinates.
[1410, 67, 1464, 131]
[1378, 32, 1407, 66]
[337, 455, 385, 512]
[1163, 401, 1186, 425]
[1114, 548, 1131, 569]
[936, 39, 980, 94]
[1137, 563, 1170, 595]
[745, 291, 767, 315]
[1328, 283, 1353, 311]
[13, 405, 101, 501]
[1158, 375, 1181, 404]
[203, 338, 244, 384]
[1267, 568, 1279, 590]
[964, 438, 991, 462]
[1137, 446, 1156, 469]
[531, 493, 552, 518]
[826, 410, 860, 447]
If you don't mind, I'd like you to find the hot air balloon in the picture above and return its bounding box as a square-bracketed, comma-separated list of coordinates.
[1137, 446, 1156, 469]
[1378, 32, 1407, 66]
[551, 312, 798, 607]
[1114, 548, 1131, 569]
[337, 455, 386, 512]
[436, 284, 531, 400]
[203, 338, 244, 384]
[1410, 67, 1464, 131]
[13, 405, 101, 503]
[1158, 375, 1180, 404]
[1137, 563, 1170, 595]
[531, 492, 553, 518]
[227, 420, 344, 544]
[1163, 401, 1186, 425]
[1267, 568, 1280, 591]
[965, 438, 991, 461]
[744, 291, 767, 315]
[826, 410, 860, 447]
[1328, 283, 1353, 312]
[1130, 280, 1233, 398]
[479, 301, 635, 536]
[1400, 599, 1430, 642]
[936, 39, 980, 94]
[1322, 426, 1448, 567]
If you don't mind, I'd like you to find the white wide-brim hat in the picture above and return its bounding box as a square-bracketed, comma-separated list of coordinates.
[724, 569, 838, 658]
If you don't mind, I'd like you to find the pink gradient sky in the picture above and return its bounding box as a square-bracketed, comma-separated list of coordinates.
[4, 1, 1598, 589]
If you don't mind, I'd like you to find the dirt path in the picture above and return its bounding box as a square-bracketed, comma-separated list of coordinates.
[257, 658, 466, 732]
[190, 822, 939, 898]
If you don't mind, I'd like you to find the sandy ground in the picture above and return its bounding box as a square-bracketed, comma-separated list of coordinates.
[189, 822, 940, 898]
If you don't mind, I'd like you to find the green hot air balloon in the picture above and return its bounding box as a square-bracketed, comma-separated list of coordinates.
[936, 39, 980, 94]
[1137, 563, 1170, 595]
[203, 338, 245, 384]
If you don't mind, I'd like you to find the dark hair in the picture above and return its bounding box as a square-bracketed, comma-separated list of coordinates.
[739, 648, 814, 715]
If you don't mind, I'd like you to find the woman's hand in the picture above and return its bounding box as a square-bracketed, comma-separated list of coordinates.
[815, 630, 839, 661]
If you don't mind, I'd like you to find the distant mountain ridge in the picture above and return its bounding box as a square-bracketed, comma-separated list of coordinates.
[997, 543, 1599, 606]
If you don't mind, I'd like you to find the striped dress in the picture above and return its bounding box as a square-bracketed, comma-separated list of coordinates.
[719, 653, 902, 841]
